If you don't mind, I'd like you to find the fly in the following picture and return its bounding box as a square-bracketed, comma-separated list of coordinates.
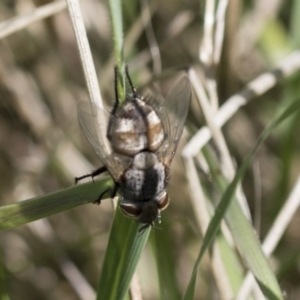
[75, 66, 191, 230]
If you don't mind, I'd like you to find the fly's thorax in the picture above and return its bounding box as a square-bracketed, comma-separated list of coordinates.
[132, 151, 158, 169]
[120, 191, 169, 226]
[120, 152, 166, 201]
[107, 97, 164, 156]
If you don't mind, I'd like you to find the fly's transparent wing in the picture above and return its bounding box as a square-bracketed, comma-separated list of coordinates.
[157, 76, 191, 166]
[77, 101, 126, 181]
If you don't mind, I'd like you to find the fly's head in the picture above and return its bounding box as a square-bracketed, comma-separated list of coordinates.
[119, 190, 169, 229]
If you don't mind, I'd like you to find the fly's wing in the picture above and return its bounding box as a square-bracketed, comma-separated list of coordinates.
[156, 76, 191, 166]
[77, 101, 127, 181]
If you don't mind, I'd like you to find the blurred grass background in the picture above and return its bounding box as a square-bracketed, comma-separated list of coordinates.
[1, 0, 300, 299]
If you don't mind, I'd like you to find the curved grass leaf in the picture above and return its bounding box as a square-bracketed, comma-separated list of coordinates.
[183, 99, 300, 300]
[0, 178, 113, 231]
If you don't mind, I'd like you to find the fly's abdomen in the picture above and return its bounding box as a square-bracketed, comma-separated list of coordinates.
[108, 98, 164, 156]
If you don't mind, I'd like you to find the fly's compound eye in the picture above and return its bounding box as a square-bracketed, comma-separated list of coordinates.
[120, 203, 142, 218]
[157, 192, 169, 211]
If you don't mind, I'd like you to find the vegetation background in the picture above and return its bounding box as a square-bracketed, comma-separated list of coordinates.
[1, 0, 300, 299]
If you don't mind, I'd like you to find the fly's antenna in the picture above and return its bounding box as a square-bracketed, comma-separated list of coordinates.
[111, 66, 119, 116]
[157, 210, 162, 224]
[125, 65, 138, 97]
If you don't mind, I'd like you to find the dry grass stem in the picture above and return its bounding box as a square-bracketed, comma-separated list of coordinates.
[140, 0, 161, 75]
[66, 0, 103, 109]
[188, 68, 250, 218]
[182, 50, 300, 158]
[200, 0, 215, 65]
[184, 156, 233, 299]
[213, 0, 228, 65]
[0, 1, 66, 39]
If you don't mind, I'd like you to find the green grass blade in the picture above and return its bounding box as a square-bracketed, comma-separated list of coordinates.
[183, 99, 300, 300]
[291, 0, 300, 46]
[97, 208, 150, 300]
[0, 178, 113, 231]
[151, 219, 181, 300]
[215, 233, 245, 295]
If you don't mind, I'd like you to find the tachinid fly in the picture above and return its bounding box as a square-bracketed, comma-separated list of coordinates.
[75, 66, 191, 230]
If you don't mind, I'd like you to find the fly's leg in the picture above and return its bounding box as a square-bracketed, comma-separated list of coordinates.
[74, 166, 107, 184]
[108, 65, 137, 137]
[93, 182, 120, 205]
[125, 65, 138, 97]
[107, 66, 120, 139]
[111, 66, 120, 116]
[75, 167, 119, 205]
